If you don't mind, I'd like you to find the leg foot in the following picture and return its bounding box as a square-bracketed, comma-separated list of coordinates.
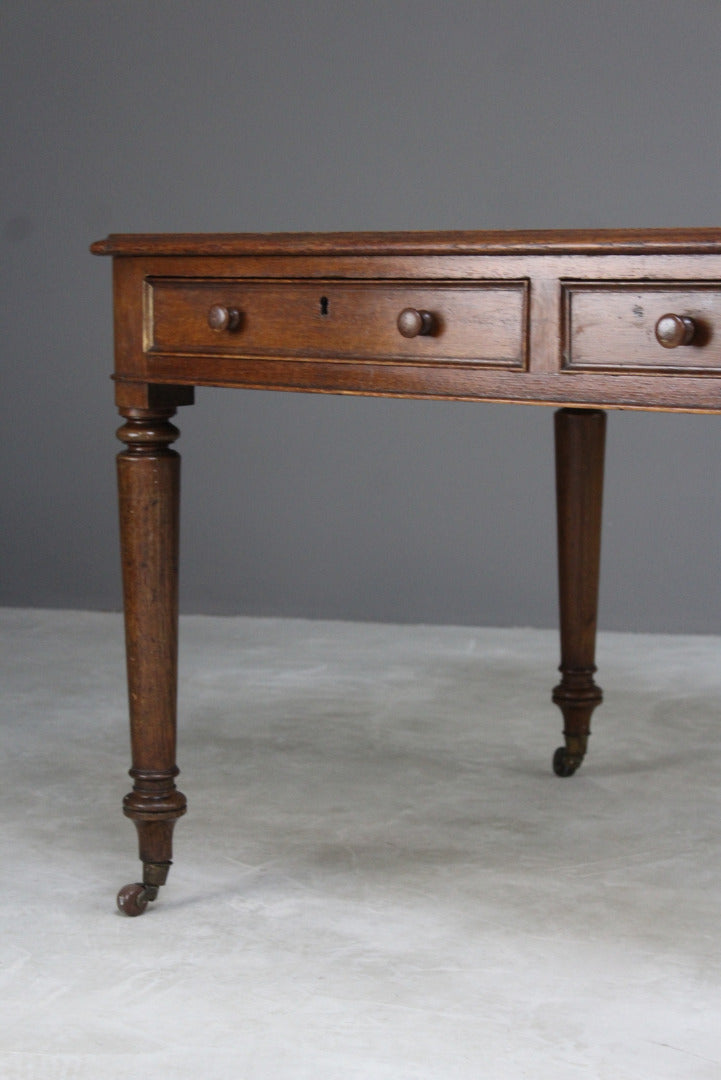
[117, 882, 154, 916]
[551, 665, 603, 776]
[116, 860, 171, 916]
[553, 743, 584, 778]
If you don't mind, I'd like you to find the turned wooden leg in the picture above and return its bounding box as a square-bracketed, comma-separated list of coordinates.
[115, 407, 186, 914]
[552, 408, 606, 777]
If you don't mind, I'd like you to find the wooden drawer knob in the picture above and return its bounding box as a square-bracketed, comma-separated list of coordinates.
[654, 313, 696, 348]
[397, 307, 435, 338]
[208, 304, 241, 332]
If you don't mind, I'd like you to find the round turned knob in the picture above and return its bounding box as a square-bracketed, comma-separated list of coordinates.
[208, 304, 241, 332]
[397, 307, 435, 338]
[654, 313, 696, 349]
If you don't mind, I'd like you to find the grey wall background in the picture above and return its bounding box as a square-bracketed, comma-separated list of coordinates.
[2, 0, 721, 632]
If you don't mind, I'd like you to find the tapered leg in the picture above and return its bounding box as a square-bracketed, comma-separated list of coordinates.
[115, 406, 186, 914]
[552, 408, 606, 777]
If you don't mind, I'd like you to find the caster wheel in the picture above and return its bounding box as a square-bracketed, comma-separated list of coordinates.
[552, 746, 580, 778]
[117, 882, 150, 917]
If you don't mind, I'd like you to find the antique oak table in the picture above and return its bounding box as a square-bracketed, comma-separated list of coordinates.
[92, 229, 721, 915]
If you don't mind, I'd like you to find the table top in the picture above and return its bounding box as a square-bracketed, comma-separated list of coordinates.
[92, 228, 721, 257]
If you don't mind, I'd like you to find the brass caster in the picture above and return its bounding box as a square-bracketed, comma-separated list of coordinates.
[116, 881, 159, 917]
[552, 745, 583, 778]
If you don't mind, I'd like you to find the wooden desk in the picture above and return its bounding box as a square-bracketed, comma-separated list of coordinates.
[92, 230, 721, 915]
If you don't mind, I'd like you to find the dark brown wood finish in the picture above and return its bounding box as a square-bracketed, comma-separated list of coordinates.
[115, 407, 186, 916]
[92, 229, 720, 913]
[552, 408, 606, 777]
[148, 277, 529, 369]
[91, 228, 721, 257]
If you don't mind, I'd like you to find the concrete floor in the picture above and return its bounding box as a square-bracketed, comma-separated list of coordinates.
[1, 608, 721, 1079]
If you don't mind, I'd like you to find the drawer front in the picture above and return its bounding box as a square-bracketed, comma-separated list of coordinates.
[148, 278, 529, 369]
[563, 282, 721, 373]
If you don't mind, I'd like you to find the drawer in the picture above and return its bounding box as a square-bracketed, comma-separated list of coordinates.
[563, 282, 721, 373]
[147, 278, 529, 369]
